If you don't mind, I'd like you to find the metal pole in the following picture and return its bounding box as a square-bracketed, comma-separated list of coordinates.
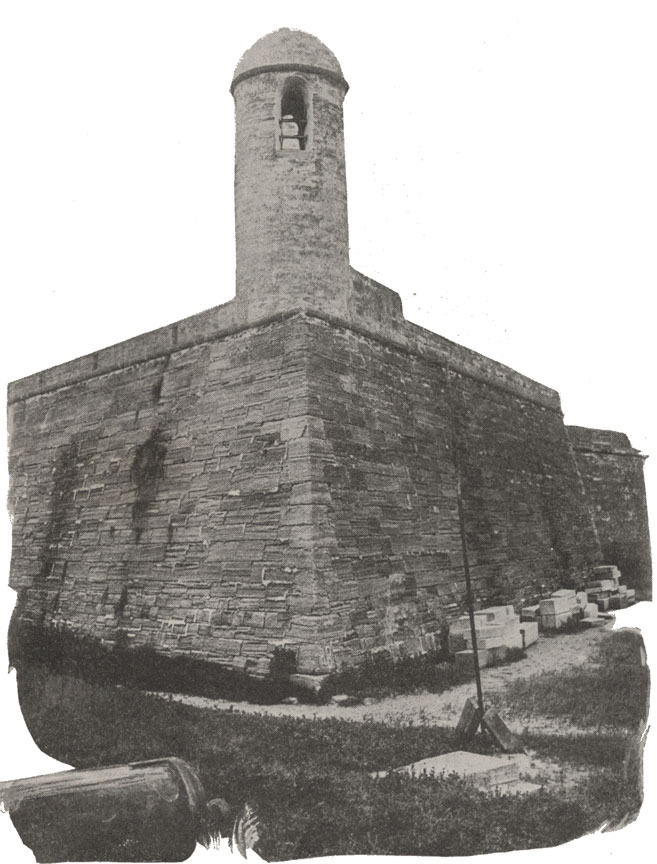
[445, 362, 485, 722]
[455, 475, 485, 719]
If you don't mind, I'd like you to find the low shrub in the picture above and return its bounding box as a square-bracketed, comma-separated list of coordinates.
[487, 646, 527, 667]
[8, 615, 295, 704]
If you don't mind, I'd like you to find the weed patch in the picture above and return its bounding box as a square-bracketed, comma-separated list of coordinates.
[12, 663, 643, 860]
[8, 617, 297, 704]
[490, 629, 649, 730]
[321, 648, 466, 699]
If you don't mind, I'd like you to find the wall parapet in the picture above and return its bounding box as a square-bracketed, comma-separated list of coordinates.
[9, 274, 561, 414]
[567, 425, 646, 458]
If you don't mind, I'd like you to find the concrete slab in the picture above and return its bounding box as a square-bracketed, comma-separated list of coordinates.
[371, 751, 544, 795]
[498, 780, 544, 795]
[373, 750, 521, 787]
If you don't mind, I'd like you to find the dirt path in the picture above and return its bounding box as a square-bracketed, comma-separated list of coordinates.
[148, 623, 616, 735]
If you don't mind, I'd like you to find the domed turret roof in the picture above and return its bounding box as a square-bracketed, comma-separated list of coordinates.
[231, 28, 347, 91]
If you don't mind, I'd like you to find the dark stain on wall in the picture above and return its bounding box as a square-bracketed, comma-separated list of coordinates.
[130, 428, 167, 542]
[38, 440, 80, 581]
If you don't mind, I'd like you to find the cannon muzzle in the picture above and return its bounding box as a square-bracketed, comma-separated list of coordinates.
[1, 757, 209, 862]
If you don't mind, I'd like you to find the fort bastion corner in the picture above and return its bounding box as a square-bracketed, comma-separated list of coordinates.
[7, 29, 651, 676]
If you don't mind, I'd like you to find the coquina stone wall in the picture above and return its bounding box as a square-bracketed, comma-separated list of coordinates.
[8, 272, 611, 674]
[8, 28, 648, 675]
[568, 426, 652, 599]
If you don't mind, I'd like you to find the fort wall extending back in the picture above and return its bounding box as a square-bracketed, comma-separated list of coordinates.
[8, 275, 616, 674]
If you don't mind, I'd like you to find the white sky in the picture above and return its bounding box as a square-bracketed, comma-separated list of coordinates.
[1, 3, 655, 862]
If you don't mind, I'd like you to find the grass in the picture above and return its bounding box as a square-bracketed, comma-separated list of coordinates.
[490, 628, 649, 730]
[11, 658, 644, 860]
[321, 647, 466, 699]
[8, 616, 299, 704]
[321, 645, 527, 700]
[8, 615, 529, 704]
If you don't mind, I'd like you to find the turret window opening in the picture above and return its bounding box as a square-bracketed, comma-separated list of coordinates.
[279, 78, 308, 150]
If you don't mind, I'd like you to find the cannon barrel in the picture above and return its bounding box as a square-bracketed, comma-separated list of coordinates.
[0, 757, 208, 862]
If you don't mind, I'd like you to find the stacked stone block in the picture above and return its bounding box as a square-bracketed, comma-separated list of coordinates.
[448, 605, 534, 673]
[584, 565, 636, 612]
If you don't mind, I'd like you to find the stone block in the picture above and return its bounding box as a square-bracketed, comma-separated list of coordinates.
[541, 610, 573, 630]
[455, 697, 483, 743]
[575, 591, 588, 607]
[609, 594, 628, 610]
[488, 645, 509, 663]
[586, 579, 617, 592]
[520, 605, 540, 622]
[501, 622, 524, 650]
[580, 617, 607, 628]
[466, 636, 505, 650]
[539, 595, 573, 616]
[583, 603, 598, 618]
[595, 596, 611, 612]
[232, 656, 251, 673]
[519, 621, 539, 648]
[482, 708, 522, 753]
[593, 565, 621, 580]
[587, 590, 611, 602]
[474, 624, 507, 639]
[455, 649, 490, 675]
[618, 584, 628, 595]
[481, 605, 515, 623]
[449, 616, 472, 634]
[551, 588, 576, 600]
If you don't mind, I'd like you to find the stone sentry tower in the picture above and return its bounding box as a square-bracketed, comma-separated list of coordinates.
[231, 29, 352, 323]
[7, 29, 651, 676]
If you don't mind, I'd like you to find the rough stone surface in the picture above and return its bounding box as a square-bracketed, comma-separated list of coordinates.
[5, 29, 650, 676]
[8, 302, 614, 673]
[568, 426, 652, 598]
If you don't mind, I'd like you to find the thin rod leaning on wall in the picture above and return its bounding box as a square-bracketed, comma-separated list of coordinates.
[445, 365, 485, 720]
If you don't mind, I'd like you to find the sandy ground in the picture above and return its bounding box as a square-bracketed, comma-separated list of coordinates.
[146, 622, 618, 737]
